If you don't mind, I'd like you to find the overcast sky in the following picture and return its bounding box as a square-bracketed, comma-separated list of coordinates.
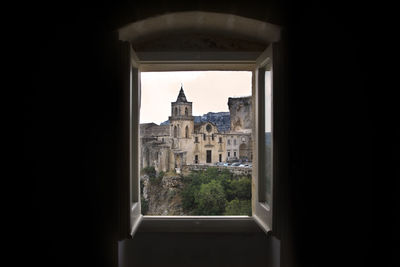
[140, 71, 252, 124]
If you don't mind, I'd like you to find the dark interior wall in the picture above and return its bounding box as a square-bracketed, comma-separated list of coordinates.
[20, 1, 382, 267]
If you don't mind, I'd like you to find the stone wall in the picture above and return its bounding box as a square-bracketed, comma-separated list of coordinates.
[183, 164, 252, 176]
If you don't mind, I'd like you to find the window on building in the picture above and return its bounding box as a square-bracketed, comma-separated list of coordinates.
[234, 151, 237, 157]
[185, 107, 188, 116]
[219, 154, 222, 162]
[195, 136, 198, 143]
[219, 137, 222, 143]
[195, 155, 198, 164]
[228, 151, 231, 157]
[185, 126, 189, 138]
[203, 133, 206, 141]
[212, 134, 214, 141]
[175, 107, 178, 116]
[227, 139, 230, 145]
[119, 18, 282, 236]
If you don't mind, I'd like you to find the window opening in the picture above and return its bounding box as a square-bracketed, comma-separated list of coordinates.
[139, 71, 253, 216]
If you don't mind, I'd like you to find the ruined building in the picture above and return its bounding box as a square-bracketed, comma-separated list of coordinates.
[140, 86, 252, 172]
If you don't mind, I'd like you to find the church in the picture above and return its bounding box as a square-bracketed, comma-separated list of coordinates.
[140, 86, 253, 172]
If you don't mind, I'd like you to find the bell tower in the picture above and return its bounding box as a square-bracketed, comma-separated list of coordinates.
[169, 85, 194, 138]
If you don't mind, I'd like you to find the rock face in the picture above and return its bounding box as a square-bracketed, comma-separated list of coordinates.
[228, 97, 252, 132]
[141, 172, 185, 215]
[161, 111, 231, 132]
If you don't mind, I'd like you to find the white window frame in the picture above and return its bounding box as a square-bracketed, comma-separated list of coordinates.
[118, 42, 283, 238]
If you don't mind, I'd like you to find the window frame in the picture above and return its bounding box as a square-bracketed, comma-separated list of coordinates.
[119, 44, 284, 237]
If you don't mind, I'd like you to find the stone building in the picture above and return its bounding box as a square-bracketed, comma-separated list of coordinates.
[140, 86, 252, 172]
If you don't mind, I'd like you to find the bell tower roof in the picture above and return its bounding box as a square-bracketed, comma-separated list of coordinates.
[176, 85, 188, 103]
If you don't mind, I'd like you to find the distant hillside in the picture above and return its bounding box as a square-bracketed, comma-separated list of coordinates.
[265, 132, 272, 145]
[161, 112, 231, 133]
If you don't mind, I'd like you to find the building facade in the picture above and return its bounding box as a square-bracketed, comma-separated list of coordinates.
[140, 86, 252, 172]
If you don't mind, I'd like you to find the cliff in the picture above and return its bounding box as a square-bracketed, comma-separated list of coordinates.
[141, 172, 185, 215]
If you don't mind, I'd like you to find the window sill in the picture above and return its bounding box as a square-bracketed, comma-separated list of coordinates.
[137, 216, 263, 233]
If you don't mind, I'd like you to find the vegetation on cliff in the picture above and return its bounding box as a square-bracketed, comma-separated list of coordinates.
[140, 166, 252, 215]
[181, 167, 251, 215]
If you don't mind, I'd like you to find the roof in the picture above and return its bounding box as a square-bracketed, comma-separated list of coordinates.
[176, 85, 188, 102]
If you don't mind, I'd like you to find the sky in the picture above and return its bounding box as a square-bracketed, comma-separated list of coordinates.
[140, 71, 252, 124]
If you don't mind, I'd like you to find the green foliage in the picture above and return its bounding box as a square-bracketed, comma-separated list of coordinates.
[142, 166, 156, 178]
[194, 180, 226, 215]
[141, 196, 149, 215]
[225, 177, 252, 201]
[224, 199, 251, 216]
[142, 166, 164, 185]
[180, 167, 252, 215]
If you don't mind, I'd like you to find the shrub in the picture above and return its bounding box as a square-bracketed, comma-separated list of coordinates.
[142, 166, 156, 178]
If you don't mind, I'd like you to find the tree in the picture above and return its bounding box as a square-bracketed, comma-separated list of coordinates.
[194, 180, 226, 215]
[224, 199, 251, 216]
[227, 177, 251, 201]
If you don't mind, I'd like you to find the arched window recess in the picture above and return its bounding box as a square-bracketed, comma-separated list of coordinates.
[117, 11, 285, 239]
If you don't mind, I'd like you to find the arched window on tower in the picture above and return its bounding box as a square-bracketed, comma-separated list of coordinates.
[174, 107, 178, 116]
[185, 107, 188, 116]
[174, 126, 178, 138]
[185, 126, 189, 138]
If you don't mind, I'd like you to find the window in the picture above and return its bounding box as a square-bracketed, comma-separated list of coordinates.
[219, 137, 222, 143]
[174, 107, 178, 116]
[174, 126, 178, 138]
[195, 155, 198, 164]
[203, 134, 206, 141]
[211, 134, 214, 141]
[227, 139, 231, 145]
[206, 150, 212, 163]
[195, 136, 198, 143]
[228, 151, 231, 157]
[219, 154, 222, 162]
[118, 12, 282, 237]
[185, 107, 188, 116]
[234, 151, 237, 157]
[185, 125, 189, 138]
